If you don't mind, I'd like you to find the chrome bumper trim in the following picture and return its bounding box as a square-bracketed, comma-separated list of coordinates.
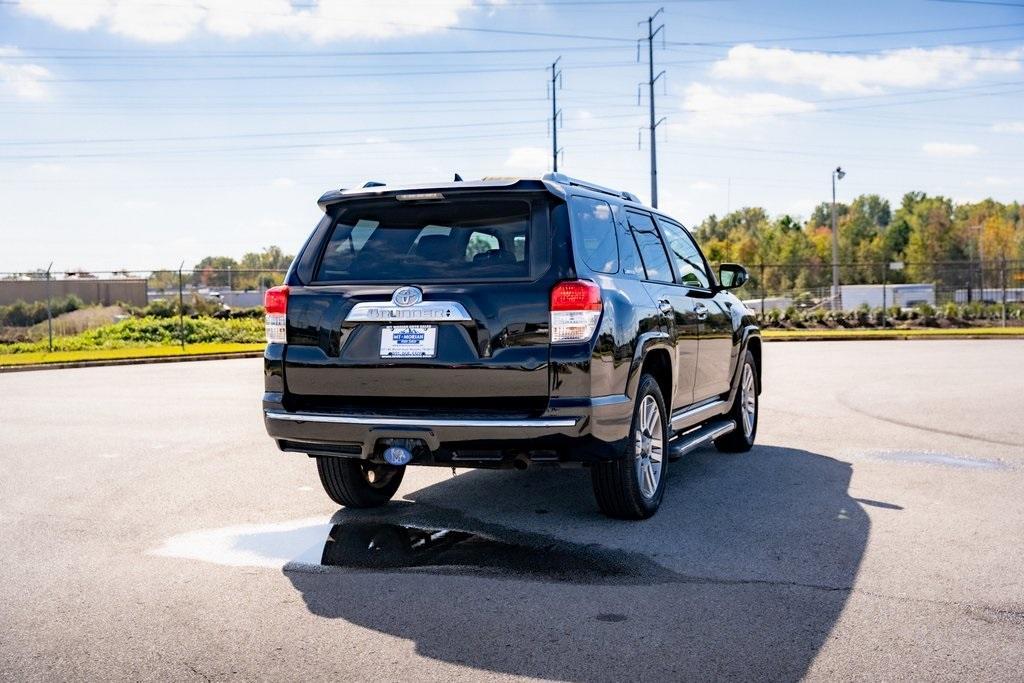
[265, 410, 578, 429]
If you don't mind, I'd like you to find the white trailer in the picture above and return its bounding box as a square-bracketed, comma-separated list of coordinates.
[841, 284, 935, 309]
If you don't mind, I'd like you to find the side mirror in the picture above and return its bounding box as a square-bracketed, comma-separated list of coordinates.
[718, 263, 748, 289]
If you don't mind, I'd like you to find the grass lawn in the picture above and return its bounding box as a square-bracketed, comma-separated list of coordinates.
[763, 327, 1024, 340]
[0, 342, 265, 367]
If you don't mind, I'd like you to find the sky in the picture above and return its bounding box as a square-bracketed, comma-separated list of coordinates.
[0, 0, 1022, 272]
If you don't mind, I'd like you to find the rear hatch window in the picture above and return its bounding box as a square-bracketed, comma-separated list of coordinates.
[315, 198, 532, 282]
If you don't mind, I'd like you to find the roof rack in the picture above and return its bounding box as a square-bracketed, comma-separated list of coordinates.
[542, 172, 640, 203]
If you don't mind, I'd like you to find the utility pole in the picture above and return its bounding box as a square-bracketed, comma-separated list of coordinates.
[639, 8, 666, 208]
[549, 56, 562, 172]
[831, 166, 845, 310]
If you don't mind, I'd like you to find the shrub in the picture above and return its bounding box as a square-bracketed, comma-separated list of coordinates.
[0, 316, 264, 353]
[0, 295, 84, 327]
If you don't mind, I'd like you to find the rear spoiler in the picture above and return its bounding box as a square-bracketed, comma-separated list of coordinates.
[316, 178, 553, 212]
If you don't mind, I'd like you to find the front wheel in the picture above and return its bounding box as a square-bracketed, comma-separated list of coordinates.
[715, 349, 758, 453]
[316, 457, 405, 508]
[591, 374, 669, 520]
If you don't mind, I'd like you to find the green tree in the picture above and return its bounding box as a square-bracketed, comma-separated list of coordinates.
[192, 256, 239, 287]
[904, 195, 962, 282]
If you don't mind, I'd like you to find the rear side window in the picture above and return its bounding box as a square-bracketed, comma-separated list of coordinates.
[569, 196, 619, 273]
[315, 199, 531, 282]
[627, 212, 673, 283]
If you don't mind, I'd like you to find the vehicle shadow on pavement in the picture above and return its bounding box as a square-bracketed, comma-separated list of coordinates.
[285, 445, 872, 681]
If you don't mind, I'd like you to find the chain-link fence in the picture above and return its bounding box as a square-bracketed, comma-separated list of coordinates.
[3, 260, 1023, 352]
[0, 268, 287, 351]
[740, 259, 1024, 327]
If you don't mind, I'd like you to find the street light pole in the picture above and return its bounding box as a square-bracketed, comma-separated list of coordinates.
[830, 166, 845, 309]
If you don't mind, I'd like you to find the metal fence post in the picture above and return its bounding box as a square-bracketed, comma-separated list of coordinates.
[1001, 259, 1007, 328]
[45, 262, 53, 352]
[881, 261, 887, 328]
[177, 262, 185, 350]
[759, 262, 766, 321]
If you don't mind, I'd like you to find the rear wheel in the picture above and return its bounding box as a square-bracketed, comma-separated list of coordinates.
[715, 349, 758, 453]
[316, 457, 405, 508]
[591, 374, 669, 520]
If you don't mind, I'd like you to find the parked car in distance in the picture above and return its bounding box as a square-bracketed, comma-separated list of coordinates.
[262, 173, 761, 519]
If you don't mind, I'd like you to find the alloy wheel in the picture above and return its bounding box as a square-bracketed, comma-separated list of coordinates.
[634, 394, 664, 499]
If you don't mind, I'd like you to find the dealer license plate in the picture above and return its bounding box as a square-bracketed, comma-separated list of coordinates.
[379, 325, 437, 358]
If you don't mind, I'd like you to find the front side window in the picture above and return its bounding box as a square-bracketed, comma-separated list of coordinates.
[658, 219, 711, 289]
[627, 212, 673, 283]
[569, 195, 619, 273]
[315, 199, 531, 282]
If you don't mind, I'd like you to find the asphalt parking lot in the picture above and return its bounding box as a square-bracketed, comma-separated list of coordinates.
[2, 340, 1023, 681]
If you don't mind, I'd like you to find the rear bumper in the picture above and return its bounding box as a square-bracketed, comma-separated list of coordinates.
[263, 392, 632, 465]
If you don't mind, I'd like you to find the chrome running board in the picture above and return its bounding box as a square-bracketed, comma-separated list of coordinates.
[670, 398, 728, 430]
[667, 419, 736, 461]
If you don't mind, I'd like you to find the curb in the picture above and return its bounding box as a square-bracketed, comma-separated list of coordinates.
[0, 351, 264, 373]
[2, 333, 1022, 372]
[763, 333, 1024, 342]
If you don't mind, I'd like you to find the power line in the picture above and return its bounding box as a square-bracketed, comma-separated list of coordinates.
[928, 0, 1024, 7]
[7, 22, 1022, 60]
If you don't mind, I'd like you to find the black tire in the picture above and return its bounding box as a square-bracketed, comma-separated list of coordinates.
[715, 349, 758, 453]
[591, 374, 669, 520]
[315, 457, 405, 508]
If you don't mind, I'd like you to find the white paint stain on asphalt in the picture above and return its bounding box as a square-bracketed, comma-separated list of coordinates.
[856, 449, 1010, 470]
[149, 517, 330, 568]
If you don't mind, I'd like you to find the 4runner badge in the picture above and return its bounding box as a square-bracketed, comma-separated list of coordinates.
[392, 286, 423, 307]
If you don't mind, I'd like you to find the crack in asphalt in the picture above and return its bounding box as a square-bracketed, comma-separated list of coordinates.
[836, 394, 1023, 449]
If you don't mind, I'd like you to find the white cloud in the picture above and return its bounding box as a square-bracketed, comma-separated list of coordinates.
[981, 175, 1020, 187]
[503, 146, 549, 173]
[16, 0, 490, 43]
[28, 162, 68, 177]
[688, 181, 717, 191]
[121, 199, 158, 210]
[711, 44, 1023, 95]
[922, 142, 979, 158]
[271, 177, 296, 188]
[992, 121, 1024, 134]
[676, 83, 815, 132]
[0, 46, 52, 100]
[787, 199, 818, 217]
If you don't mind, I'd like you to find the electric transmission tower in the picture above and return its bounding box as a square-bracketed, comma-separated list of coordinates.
[549, 56, 563, 172]
[638, 8, 666, 208]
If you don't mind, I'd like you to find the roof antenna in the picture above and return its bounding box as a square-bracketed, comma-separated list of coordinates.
[453, 173, 463, 182]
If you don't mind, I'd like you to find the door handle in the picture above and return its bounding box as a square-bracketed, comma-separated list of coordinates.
[658, 299, 673, 314]
[694, 302, 708, 321]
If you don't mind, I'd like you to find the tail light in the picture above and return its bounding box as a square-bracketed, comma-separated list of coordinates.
[550, 280, 602, 343]
[264, 285, 289, 344]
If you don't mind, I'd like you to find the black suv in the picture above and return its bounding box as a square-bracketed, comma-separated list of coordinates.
[263, 174, 760, 519]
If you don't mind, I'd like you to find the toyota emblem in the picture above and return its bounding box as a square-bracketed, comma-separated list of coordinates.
[392, 286, 423, 307]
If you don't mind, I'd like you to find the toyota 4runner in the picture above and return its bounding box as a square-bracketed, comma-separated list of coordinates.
[263, 173, 761, 519]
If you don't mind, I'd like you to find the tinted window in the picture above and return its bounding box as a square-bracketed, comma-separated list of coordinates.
[627, 212, 673, 283]
[619, 226, 646, 279]
[569, 196, 619, 273]
[316, 199, 531, 282]
[658, 219, 711, 288]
